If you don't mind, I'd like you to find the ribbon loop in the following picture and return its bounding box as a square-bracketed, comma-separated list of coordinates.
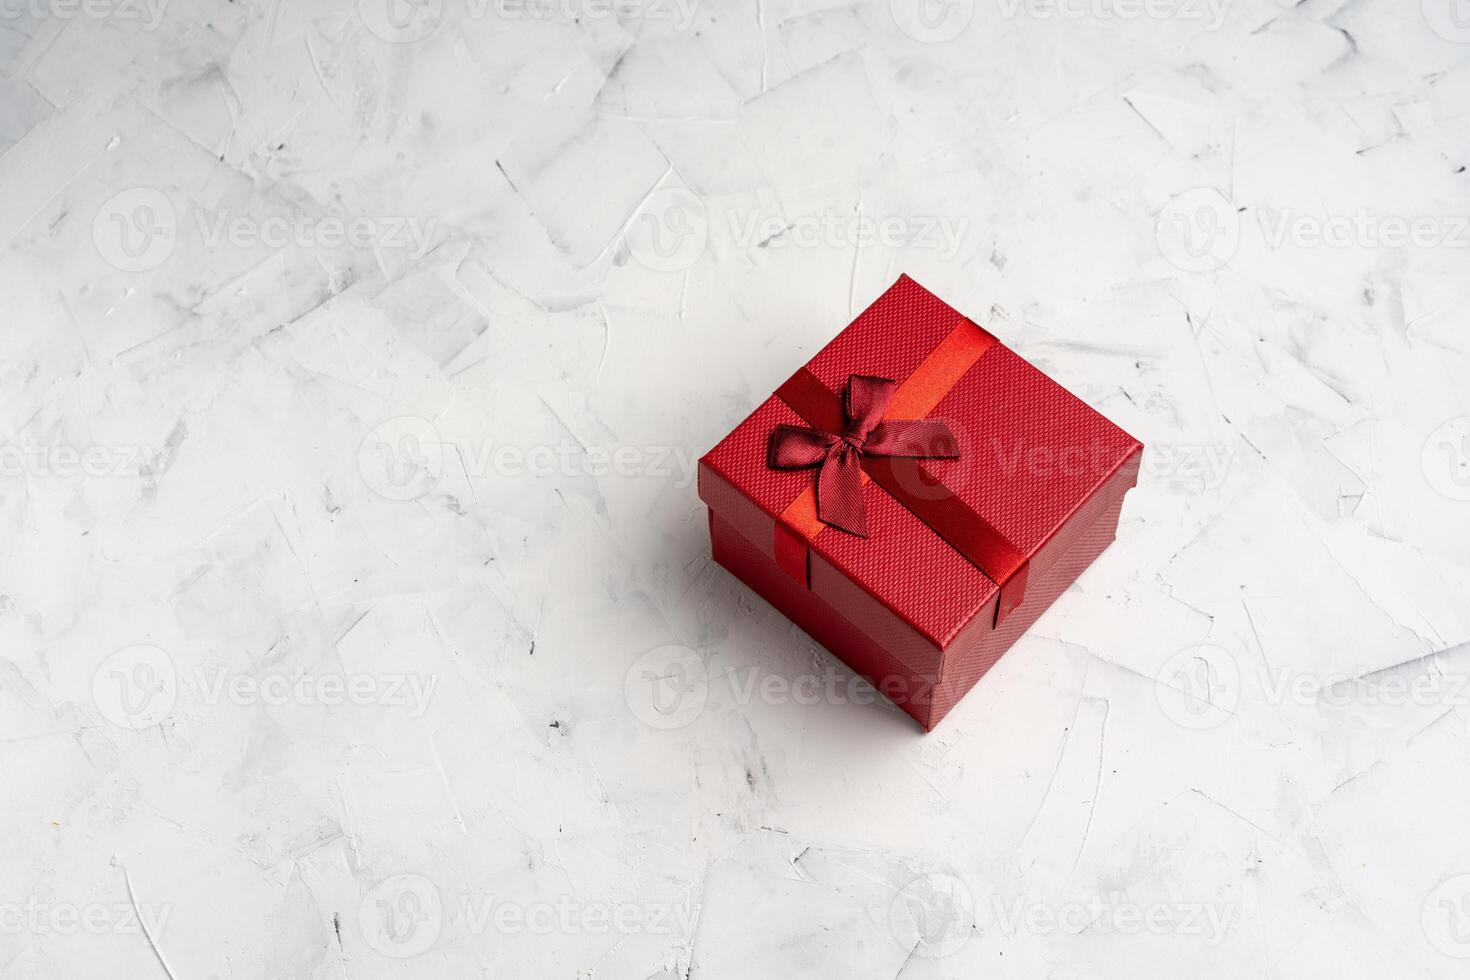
[768, 374, 960, 537]
[842, 375, 896, 442]
[768, 425, 837, 469]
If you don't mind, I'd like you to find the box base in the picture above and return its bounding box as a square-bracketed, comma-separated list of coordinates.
[709, 510, 939, 730]
[707, 448, 1137, 730]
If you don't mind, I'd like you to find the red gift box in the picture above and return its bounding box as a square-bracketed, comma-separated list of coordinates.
[698, 275, 1143, 731]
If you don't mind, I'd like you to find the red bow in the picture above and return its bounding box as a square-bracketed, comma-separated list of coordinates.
[767, 374, 960, 537]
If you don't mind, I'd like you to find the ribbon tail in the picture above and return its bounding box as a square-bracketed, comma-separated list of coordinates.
[816, 446, 867, 537]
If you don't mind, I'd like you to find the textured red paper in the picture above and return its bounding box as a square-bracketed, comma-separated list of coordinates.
[699, 275, 1143, 730]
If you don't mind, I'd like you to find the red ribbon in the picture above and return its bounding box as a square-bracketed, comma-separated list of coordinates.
[767, 375, 959, 537]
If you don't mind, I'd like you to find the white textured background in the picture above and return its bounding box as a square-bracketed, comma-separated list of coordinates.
[2, 1, 1470, 977]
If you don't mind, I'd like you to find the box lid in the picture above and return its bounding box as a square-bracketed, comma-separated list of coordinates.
[700, 275, 1141, 651]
